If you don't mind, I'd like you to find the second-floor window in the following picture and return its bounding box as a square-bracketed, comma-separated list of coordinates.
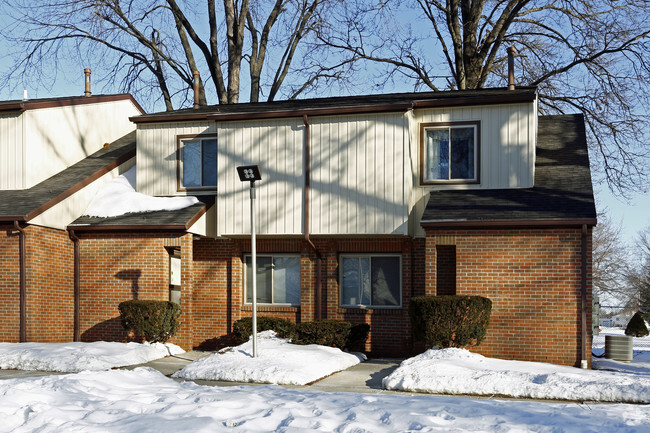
[180, 136, 217, 189]
[421, 122, 479, 184]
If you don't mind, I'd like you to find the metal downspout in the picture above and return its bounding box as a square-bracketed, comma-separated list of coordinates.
[303, 115, 323, 320]
[580, 224, 588, 368]
[13, 221, 26, 342]
[68, 229, 81, 342]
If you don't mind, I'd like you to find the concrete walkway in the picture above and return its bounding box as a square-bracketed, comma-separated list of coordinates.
[123, 351, 403, 393]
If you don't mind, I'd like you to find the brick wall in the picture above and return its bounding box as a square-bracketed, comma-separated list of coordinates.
[0, 225, 21, 342]
[0, 224, 73, 342]
[425, 228, 593, 367]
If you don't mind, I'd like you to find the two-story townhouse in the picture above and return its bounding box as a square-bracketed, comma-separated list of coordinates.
[0, 92, 145, 342]
[62, 86, 596, 367]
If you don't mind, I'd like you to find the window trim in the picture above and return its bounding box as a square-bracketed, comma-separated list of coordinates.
[243, 253, 301, 306]
[176, 133, 218, 192]
[339, 253, 402, 309]
[420, 121, 481, 185]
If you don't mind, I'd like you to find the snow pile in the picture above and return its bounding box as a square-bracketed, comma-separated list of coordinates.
[383, 348, 650, 403]
[84, 166, 199, 217]
[0, 341, 184, 372]
[1, 368, 649, 433]
[173, 330, 364, 385]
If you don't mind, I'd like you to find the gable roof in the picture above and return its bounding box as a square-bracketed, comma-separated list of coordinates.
[0, 94, 145, 114]
[0, 132, 136, 222]
[131, 87, 537, 124]
[421, 114, 597, 228]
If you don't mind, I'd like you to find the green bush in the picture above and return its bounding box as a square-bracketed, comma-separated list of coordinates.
[292, 319, 353, 349]
[625, 311, 650, 337]
[410, 295, 492, 348]
[347, 323, 370, 351]
[232, 316, 296, 344]
[118, 300, 181, 343]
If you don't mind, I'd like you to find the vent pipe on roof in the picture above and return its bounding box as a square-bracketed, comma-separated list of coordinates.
[507, 47, 516, 90]
[23, 90, 28, 101]
[193, 71, 200, 109]
[84, 68, 92, 97]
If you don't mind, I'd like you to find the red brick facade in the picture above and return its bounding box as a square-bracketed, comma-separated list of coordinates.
[1, 224, 592, 366]
[0, 224, 73, 342]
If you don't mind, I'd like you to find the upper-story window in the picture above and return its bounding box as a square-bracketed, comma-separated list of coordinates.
[178, 135, 217, 190]
[421, 121, 480, 184]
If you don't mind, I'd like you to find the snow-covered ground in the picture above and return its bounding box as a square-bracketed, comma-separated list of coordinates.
[1, 330, 649, 431]
[173, 330, 364, 385]
[1, 367, 648, 433]
[0, 341, 184, 372]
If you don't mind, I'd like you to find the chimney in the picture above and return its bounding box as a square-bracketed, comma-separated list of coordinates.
[84, 68, 92, 97]
[507, 46, 516, 90]
[193, 71, 200, 109]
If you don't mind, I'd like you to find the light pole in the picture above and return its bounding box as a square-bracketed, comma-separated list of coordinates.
[236, 165, 262, 357]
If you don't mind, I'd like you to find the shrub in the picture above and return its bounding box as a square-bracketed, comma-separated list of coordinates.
[409, 295, 492, 348]
[625, 311, 650, 337]
[232, 316, 296, 344]
[292, 319, 353, 349]
[118, 300, 181, 343]
[346, 323, 370, 352]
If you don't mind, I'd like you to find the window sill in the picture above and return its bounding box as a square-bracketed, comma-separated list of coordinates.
[241, 305, 300, 313]
[337, 306, 403, 315]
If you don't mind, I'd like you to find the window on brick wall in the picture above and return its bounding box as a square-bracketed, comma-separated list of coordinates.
[340, 255, 401, 308]
[178, 134, 217, 190]
[168, 248, 181, 304]
[244, 254, 301, 305]
[436, 245, 456, 296]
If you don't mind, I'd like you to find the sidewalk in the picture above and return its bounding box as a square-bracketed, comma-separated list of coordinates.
[123, 351, 404, 393]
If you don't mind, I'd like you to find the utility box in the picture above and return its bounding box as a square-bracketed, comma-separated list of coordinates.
[592, 294, 600, 336]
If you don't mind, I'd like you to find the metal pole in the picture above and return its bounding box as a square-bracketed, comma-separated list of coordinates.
[251, 181, 258, 357]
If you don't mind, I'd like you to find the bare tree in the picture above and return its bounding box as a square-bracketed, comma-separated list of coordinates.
[628, 226, 650, 306]
[318, 0, 650, 194]
[592, 212, 634, 305]
[0, 0, 332, 110]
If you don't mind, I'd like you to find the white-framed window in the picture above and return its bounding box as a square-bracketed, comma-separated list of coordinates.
[179, 135, 217, 189]
[340, 254, 401, 308]
[244, 254, 301, 305]
[421, 121, 479, 184]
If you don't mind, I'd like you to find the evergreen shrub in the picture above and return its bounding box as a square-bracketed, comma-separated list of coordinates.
[232, 316, 296, 343]
[625, 311, 650, 337]
[410, 295, 492, 348]
[118, 300, 181, 343]
[292, 319, 353, 349]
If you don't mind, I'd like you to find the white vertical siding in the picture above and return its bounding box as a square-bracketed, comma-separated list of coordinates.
[309, 113, 409, 235]
[19, 99, 140, 189]
[0, 113, 23, 190]
[216, 118, 304, 235]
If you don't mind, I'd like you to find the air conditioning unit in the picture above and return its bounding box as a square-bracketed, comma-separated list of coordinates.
[604, 335, 633, 362]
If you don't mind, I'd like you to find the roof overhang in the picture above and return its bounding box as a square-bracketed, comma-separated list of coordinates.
[420, 218, 597, 229]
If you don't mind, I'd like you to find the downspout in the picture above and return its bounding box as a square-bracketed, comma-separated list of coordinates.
[580, 224, 588, 368]
[68, 229, 81, 342]
[303, 115, 323, 320]
[13, 221, 26, 342]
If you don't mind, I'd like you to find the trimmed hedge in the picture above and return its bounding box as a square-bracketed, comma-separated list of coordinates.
[232, 316, 296, 343]
[292, 319, 352, 349]
[410, 295, 492, 348]
[118, 300, 181, 343]
[625, 311, 650, 337]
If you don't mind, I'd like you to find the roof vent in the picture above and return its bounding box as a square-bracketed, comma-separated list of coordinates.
[23, 90, 28, 101]
[84, 68, 92, 97]
[507, 46, 516, 90]
[193, 71, 200, 109]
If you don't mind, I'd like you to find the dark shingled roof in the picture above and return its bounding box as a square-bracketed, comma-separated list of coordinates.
[0, 132, 136, 221]
[421, 114, 597, 227]
[68, 196, 212, 231]
[132, 87, 537, 123]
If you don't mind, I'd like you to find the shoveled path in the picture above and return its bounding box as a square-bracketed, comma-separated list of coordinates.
[123, 351, 403, 393]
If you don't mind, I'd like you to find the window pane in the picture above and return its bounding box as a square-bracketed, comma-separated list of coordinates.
[183, 141, 201, 187]
[245, 256, 272, 303]
[342, 258, 360, 305]
[450, 127, 474, 179]
[371, 257, 400, 306]
[426, 129, 449, 180]
[273, 257, 301, 304]
[202, 139, 217, 186]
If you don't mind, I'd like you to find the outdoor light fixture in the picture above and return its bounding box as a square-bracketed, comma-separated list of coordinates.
[237, 165, 262, 357]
